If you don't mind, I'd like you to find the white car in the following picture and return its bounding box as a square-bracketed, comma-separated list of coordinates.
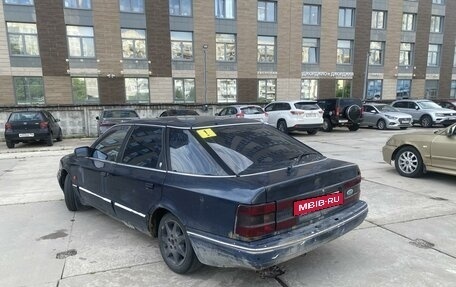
[216, 105, 267, 122]
[264, 100, 323, 134]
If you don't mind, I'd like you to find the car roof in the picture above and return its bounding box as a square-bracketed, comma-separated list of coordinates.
[125, 116, 262, 129]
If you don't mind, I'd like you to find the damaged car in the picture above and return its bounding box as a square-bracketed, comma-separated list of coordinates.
[57, 117, 368, 274]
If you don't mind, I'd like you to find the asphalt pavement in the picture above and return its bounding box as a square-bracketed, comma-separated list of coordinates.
[0, 128, 455, 287]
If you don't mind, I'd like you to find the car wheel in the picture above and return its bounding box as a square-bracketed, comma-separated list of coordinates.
[56, 128, 63, 142]
[6, 141, 14, 149]
[420, 115, 433, 128]
[307, 129, 318, 135]
[322, 118, 333, 132]
[348, 124, 360, 131]
[377, 119, 386, 130]
[63, 175, 82, 211]
[46, 134, 54, 146]
[394, 146, 424, 178]
[277, 120, 288, 134]
[345, 105, 362, 122]
[158, 213, 201, 274]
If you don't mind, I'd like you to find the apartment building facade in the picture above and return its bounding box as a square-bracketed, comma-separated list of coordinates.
[0, 0, 456, 108]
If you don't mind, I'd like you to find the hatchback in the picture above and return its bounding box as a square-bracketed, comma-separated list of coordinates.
[4, 110, 63, 148]
[264, 101, 323, 134]
[96, 109, 140, 136]
[57, 117, 367, 274]
[216, 105, 267, 122]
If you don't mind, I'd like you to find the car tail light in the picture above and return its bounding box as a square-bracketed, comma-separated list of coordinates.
[235, 202, 276, 239]
[290, 111, 304, 116]
[39, 121, 49, 129]
[335, 106, 341, 117]
[235, 112, 244, 118]
[5, 122, 12, 131]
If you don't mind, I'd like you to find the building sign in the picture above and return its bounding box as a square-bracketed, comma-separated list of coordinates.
[426, 74, 439, 80]
[368, 73, 383, 79]
[301, 72, 354, 79]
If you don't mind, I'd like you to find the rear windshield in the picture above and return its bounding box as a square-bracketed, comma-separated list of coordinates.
[9, 112, 43, 122]
[103, 110, 139, 119]
[294, 102, 320, 110]
[240, 106, 264, 115]
[196, 124, 324, 175]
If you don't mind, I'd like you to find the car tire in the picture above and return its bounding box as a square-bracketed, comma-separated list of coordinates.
[56, 128, 63, 142]
[420, 115, 433, 128]
[63, 175, 82, 211]
[394, 146, 424, 178]
[46, 133, 54, 146]
[348, 124, 360, 131]
[307, 129, 318, 135]
[345, 105, 362, 122]
[158, 213, 202, 274]
[377, 119, 386, 130]
[6, 141, 14, 149]
[322, 118, 333, 132]
[277, 120, 289, 134]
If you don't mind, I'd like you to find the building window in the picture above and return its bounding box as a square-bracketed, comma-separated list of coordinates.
[372, 11, 386, 29]
[430, 16, 443, 33]
[169, 0, 192, 16]
[451, 81, 456, 99]
[396, 79, 411, 99]
[174, 78, 195, 103]
[66, 26, 95, 58]
[258, 79, 276, 102]
[303, 5, 320, 25]
[432, 0, 444, 4]
[402, 13, 416, 31]
[302, 38, 319, 64]
[121, 29, 146, 59]
[119, 0, 144, 13]
[337, 40, 352, 64]
[427, 44, 441, 67]
[64, 0, 91, 9]
[4, 0, 33, 5]
[367, 80, 382, 100]
[13, 77, 44, 105]
[258, 1, 276, 22]
[216, 33, 236, 62]
[399, 43, 414, 66]
[217, 79, 237, 103]
[301, 79, 318, 100]
[339, 8, 354, 27]
[72, 78, 99, 104]
[215, 0, 235, 19]
[125, 78, 149, 103]
[7, 23, 39, 56]
[257, 36, 275, 63]
[171, 31, 193, 61]
[425, 80, 439, 99]
[336, 80, 351, 98]
[369, 41, 385, 65]
[454, 47, 456, 67]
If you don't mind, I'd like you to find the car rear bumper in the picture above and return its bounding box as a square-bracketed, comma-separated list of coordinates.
[187, 200, 368, 270]
[288, 123, 323, 131]
[4, 130, 50, 142]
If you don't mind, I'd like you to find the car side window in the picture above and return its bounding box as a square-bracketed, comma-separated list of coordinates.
[364, 106, 374, 113]
[94, 126, 130, 162]
[394, 102, 406, 108]
[219, 108, 227, 116]
[229, 107, 237, 115]
[265, 104, 274, 112]
[122, 126, 164, 169]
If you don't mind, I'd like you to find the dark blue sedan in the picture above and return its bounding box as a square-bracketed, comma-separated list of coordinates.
[57, 117, 368, 274]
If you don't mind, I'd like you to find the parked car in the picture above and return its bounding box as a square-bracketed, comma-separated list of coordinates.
[433, 99, 456, 111]
[316, 98, 363, 132]
[216, 105, 267, 122]
[391, 99, 456, 128]
[96, 109, 140, 136]
[264, 101, 323, 134]
[383, 123, 456, 177]
[361, 103, 412, 130]
[57, 117, 368, 274]
[4, 110, 63, 148]
[159, 109, 199, 117]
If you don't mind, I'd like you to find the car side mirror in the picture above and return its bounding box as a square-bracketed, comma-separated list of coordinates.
[415, 106, 419, 110]
[96, 116, 100, 120]
[447, 125, 456, 136]
[74, 146, 91, 157]
[56, 118, 61, 122]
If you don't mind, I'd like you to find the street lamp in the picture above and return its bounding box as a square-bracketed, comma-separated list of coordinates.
[362, 52, 370, 101]
[202, 44, 208, 110]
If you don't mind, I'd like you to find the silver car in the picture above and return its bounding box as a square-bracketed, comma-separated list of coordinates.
[391, 99, 456, 128]
[216, 105, 267, 122]
[362, 104, 412, 130]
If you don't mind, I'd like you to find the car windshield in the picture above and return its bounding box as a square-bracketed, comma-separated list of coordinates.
[197, 124, 323, 175]
[103, 110, 139, 118]
[240, 106, 264, 114]
[9, 112, 43, 121]
[294, 102, 320, 110]
[418, 101, 442, 109]
[378, 105, 399, 112]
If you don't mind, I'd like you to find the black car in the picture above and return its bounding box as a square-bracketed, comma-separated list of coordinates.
[316, 98, 363, 132]
[159, 109, 199, 117]
[57, 117, 368, 274]
[4, 110, 63, 148]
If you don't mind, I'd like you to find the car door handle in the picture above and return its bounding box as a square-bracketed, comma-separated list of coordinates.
[145, 183, 155, 190]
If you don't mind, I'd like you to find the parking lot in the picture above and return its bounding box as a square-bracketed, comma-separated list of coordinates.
[0, 127, 455, 287]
